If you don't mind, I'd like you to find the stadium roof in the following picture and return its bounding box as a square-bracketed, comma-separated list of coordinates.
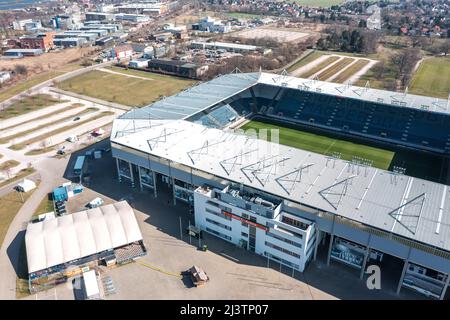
[111, 120, 450, 253]
[119, 72, 260, 120]
[25, 201, 143, 274]
[119, 72, 449, 123]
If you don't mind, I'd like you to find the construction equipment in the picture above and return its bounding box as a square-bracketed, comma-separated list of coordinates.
[187, 265, 209, 287]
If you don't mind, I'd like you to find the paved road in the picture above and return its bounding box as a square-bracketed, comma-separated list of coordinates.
[49, 87, 131, 111]
[97, 67, 154, 81]
[0, 157, 68, 300]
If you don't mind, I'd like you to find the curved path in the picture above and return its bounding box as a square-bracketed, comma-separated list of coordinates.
[0, 156, 68, 300]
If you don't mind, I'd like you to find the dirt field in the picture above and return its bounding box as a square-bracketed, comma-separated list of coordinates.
[0, 47, 96, 76]
[291, 53, 378, 84]
[235, 27, 309, 42]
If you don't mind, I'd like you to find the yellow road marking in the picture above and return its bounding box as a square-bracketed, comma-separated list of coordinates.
[136, 261, 183, 279]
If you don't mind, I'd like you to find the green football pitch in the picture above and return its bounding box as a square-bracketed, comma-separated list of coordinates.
[241, 121, 395, 170]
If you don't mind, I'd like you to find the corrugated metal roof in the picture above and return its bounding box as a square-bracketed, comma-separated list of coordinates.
[119, 72, 260, 120]
[111, 120, 450, 252]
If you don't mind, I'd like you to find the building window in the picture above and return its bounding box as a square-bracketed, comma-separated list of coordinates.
[206, 200, 220, 207]
[281, 216, 309, 230]
[206, 218, 232, 231]
[266, 232, 302, 248]
[206, 227, 232, 241]
[205, 208, 232, 221]
[265, 241, 300, 259]
[241, 232, 248, 238]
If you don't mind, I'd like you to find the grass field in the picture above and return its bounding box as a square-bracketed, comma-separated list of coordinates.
[241, 121, 395, 169]
[317, 57, 355, 81]
[300, 56, 340, 78]
[241, 120, 445, 181]
[292, 0, 345, 7]
[287, 51, 326, 73]
[58, 68, 196, 107]
[0, 188, 35, 248]
[0, 94, 65, 120]
[0, 63, 82, 103]
[0, 160, 20, 172]
[33, 193, 54, 218]
[334, 59, 370, 83]
[226, 12, 266, 19]
[0, 103, 83, 133]
[409, 57, 450, 99]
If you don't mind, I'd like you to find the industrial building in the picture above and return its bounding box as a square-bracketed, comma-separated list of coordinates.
[3, 48, 43, 58]
[115, 13, 151, 23]
[110, 72, 450, 300]
[147, 59, 208, 79]
[95, 36, 115, 47]
[53, 37, 87, 48]
[55, 32, 98, 42]
[191, 41, 261, 53]
[25, 201, 146, 293]
[85, 12, 116, 22]
[192, 16, 231, 33]
[9, 32, 55, 52]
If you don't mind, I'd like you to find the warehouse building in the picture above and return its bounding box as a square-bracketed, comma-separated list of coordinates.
[25, 201, 146, 293]
[115, 13, 151, 23]
[85, 12, 115, 22]
[191, 41, 260, 53]
[55, 32, 98, 42]
[3, 48, 43, 58]
[110, 72, 450, 299]
[147, 59, 208, 79]
[53, 37, 87, 48]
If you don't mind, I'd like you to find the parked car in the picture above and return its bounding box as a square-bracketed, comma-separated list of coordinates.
[87, 197, 104, 208]
[73, 117, 81, 121]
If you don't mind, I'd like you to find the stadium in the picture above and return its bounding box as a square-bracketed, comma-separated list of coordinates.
[110, 71, 450, 299]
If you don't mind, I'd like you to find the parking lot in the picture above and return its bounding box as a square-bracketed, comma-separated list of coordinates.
[23, 139, 424, 300]
[0, 89, 124, 183]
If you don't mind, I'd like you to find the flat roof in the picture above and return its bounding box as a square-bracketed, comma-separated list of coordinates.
[25, 201, 143, 273]
[192, 41, 259, 51]
[83, 270, 99, 298]
[111, 119, 450, 253]
[5, 48, 43, 53]
[118, 72, 449, 124]
[119, 72, 259, 120]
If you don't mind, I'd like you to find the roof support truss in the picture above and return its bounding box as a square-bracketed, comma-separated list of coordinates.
[388, 192, 426, 235]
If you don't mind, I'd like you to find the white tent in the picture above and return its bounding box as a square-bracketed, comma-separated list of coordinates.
[25, 201, 143, 274]
[16, 179, 36, 193]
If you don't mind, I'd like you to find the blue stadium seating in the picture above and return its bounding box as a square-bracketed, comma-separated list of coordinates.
[191, 84, 450, 154]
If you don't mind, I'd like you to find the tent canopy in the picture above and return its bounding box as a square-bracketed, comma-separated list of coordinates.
[25, 201, 143, 274]
[16, 179, 36, 192]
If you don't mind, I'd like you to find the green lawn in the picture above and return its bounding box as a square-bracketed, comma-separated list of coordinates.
[58, 69, 196, 107]
[292, 0, 345, 7]
[225, 12, 266, 19]
[0, 94, 65, 120]
[241, 121, 395, 170]
[287, 51, 326, 73]
[409, 56, 450, 99]
[0, 188, 36, 248]
[33, 193, 54, 218]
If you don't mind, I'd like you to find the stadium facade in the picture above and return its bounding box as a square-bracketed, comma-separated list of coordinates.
[111, 72, 450, 299]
